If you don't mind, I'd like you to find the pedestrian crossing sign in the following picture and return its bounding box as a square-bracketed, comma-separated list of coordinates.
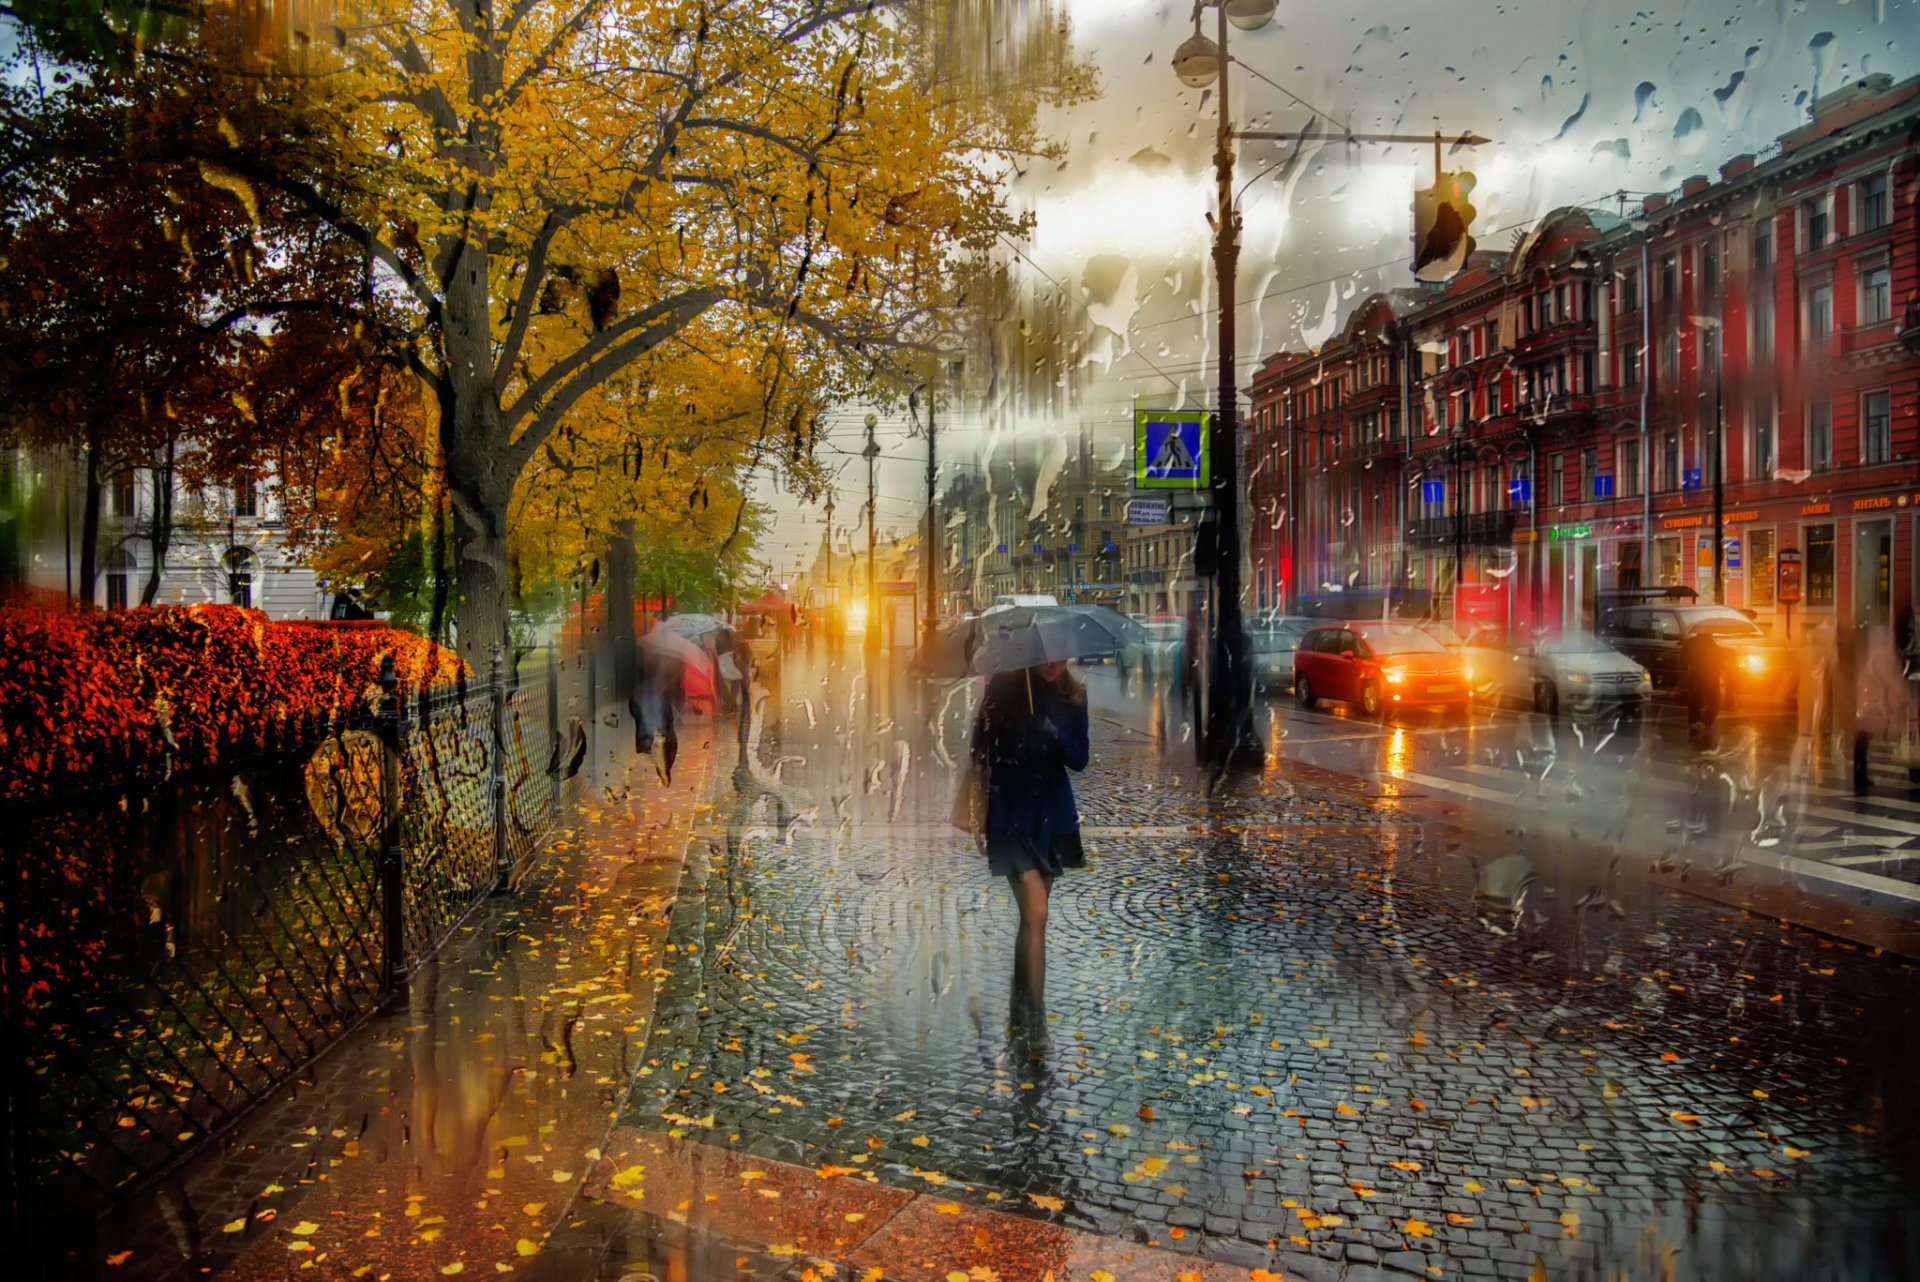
[1134, 410, 1211, 490]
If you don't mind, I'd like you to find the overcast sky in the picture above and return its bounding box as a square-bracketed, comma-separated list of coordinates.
[756, 0, 1918, 580]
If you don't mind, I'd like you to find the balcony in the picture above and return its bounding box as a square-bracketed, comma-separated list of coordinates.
[1405, 509, 1518, 550]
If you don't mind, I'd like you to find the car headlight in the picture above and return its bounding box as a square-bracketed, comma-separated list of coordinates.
[1383, 667, 1407, 685]
[1743, 653, 1766, 673]
[1461, 665, 1476, 685]
[1638, 672, 1652, 686]
[1567, 672, 1589, 684]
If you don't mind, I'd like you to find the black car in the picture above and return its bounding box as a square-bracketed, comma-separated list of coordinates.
[1596, 602, 1793, 710]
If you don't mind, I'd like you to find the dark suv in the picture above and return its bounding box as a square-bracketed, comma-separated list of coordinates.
[1596, 602, 1793, 709]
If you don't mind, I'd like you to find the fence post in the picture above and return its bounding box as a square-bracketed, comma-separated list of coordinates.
[545, 639, 560, 780]
[491, 643, 510, 888]
[376, 654, 407, 991]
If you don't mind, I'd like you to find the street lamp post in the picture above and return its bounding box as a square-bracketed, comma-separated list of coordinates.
[864, 413, 881, 655]
[1172, 0, 1274, 768]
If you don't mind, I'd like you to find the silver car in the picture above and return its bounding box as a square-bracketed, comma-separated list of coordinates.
[1461, 626, 1652, 717]
[1249, 617, 1313, 694]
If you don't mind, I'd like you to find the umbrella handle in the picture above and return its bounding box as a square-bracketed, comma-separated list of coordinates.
[1026, 668, 1034, 713]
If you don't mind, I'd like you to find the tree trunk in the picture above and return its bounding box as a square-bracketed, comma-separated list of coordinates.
[140, 439, 175, 606]
[442, 240, 515, 671]
[605, 521, 637, 708]
[75, 416, 104, 608]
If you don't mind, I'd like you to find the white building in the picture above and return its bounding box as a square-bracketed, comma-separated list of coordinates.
[3, 448, 328, 618]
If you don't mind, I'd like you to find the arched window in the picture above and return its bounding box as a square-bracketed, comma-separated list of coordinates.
[225, 547, 254, 609]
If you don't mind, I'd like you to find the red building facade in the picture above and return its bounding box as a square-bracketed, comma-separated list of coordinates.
[1250, 73, 1920, 638]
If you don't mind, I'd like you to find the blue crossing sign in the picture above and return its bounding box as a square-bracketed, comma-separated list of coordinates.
[1134, 409, 1211, 489]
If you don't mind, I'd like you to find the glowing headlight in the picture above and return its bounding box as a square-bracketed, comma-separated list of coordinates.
[1462, 665, 1477, 685]
[1638, 672, 1653, 685]
[1384, 667, 1407, 685]
[1567, 672, 1589, 684]
[1743, 653, 1766, 673]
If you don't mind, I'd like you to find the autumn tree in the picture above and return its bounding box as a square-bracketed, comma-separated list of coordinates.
[147, 0, 1091, 663]
[0, 47, 412, 605]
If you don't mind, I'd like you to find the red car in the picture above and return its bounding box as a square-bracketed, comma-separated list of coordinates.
[1292, 621, 1470, 720]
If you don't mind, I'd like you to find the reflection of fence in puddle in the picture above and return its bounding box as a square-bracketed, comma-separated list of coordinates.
[2, 659, 580, 1243]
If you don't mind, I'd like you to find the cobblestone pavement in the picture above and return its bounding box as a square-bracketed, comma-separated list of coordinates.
[619, 650, 1920, 1282]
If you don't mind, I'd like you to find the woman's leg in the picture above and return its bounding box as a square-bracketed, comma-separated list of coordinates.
[1007, 869, 1052, 1029]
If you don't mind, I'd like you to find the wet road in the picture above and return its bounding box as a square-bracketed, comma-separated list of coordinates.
[618, 643, 1920, 1282]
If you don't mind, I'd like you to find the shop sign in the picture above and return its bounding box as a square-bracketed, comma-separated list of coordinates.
[1801, 502, 1832, 516]
[1548, 524, 1592, 542]
[1663, 515, 1705, 530]
[1854, 495, 1894, 512]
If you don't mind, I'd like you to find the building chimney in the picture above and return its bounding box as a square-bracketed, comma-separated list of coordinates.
[1642, 193, 1668, 215]
[1681, 174, 1711, 197]
[1720, 154, 1755, 180]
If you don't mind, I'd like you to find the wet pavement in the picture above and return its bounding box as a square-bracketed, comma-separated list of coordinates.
[607, 643, 1920, 1282]
[82, 725, 722, 1282]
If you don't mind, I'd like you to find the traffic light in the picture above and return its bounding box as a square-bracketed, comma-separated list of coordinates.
[1412, 169, 1478, 283]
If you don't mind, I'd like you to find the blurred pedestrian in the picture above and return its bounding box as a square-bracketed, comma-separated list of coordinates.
[1681, 627, 1722, 744]
[1798, 620, 1839, 743]
[969, 660, 1091, 1052]
[1853, 623, 1909, 796]
[631, 633, 683, 784]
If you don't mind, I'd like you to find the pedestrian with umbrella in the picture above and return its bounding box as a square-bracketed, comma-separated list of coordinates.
[964, 606, 1139, 1053]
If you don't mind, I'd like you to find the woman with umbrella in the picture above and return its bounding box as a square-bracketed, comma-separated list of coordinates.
[966, 607, 1132, 1051]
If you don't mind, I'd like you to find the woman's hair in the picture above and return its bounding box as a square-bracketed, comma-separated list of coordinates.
[1047, 666, 1087, 706]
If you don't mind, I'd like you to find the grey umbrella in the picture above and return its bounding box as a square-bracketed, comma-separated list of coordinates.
[967, 605, 1147, 677]
[662, 612, 731, 640]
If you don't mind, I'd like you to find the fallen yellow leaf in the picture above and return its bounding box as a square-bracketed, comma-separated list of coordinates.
[1405, 1218, 1434, 1237]
[516, 1240, 540, 1257]
[934, 1202, 962, 1215]
[1028, 1194, 1064, 1212]
[291, 1222, 320, 1237]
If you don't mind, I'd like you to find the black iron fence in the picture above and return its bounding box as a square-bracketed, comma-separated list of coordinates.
[1, 645, 581, 1243]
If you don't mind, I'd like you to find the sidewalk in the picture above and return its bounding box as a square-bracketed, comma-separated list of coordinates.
[86, 714, 723, 1281]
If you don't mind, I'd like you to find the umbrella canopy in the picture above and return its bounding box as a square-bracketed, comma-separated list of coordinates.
[640, 625, 716, 702]
[967, 605, 1147, 676]
[662, 612, 731, 640]
[740, 588, 788, 615]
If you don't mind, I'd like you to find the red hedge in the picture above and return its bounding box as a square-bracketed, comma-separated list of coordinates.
[0, 603, 466, 801]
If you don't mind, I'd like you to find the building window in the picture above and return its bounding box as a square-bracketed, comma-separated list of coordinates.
[1619, 268, 1640, 313]
[1858, 263, 1891, 325]
[225, 547, 254, 609]
[1863, 390, 1891, 465]
[1859, 172, 1889, 231]
[1702, 241, 1719, 293]
[1580, 448, 1598, 501]
[1661, 432, 1681, 492]
[1619, 437, 1641, 498]
[1486, 319, 1501, 350]
[1807, 525, 1835, 607]
[1809, 401, 1833, 471]
[1656, 535, 1682, 586]
[1751, 297, 1774, 362]
[104, 547, 134, 610]
[1660, 332, 1679, 384]
[1803, 283, 1832, 351]
[1805, 198, 1828, 252]
[234, 479, 258, 518]
[1550, 453, 1565, 506]
[104, 469, 136, 520]
[1751, 400, 1776, 480]
[1659, 255, 1676, 301]
[1621, 342, 1640, 386]
[1749, 529, 1775, 609]
[1701, 327, 1719, 377]
[1486, 378, 1502, 417]
[1753, 220, 1772, 268]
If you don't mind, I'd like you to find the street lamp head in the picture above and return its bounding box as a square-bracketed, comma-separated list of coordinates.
[1223, 0, 1277, 30]
[864, 412, 878, 429]
[1172, 31, 1221, 88]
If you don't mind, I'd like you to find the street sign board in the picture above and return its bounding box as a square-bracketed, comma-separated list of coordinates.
[1134, 410, 1211, 489]
[1508, 477, 1531, 505]
[1593, 474, 1614, 498]
[1683, 468, 1703, 492]
[1421, 479, 1445, 504]
[1126, 497, 1169, 526]
[1724, 537, 1741, 570]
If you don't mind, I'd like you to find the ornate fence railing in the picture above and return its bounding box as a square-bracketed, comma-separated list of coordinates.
[1, 647, 574, 1245]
